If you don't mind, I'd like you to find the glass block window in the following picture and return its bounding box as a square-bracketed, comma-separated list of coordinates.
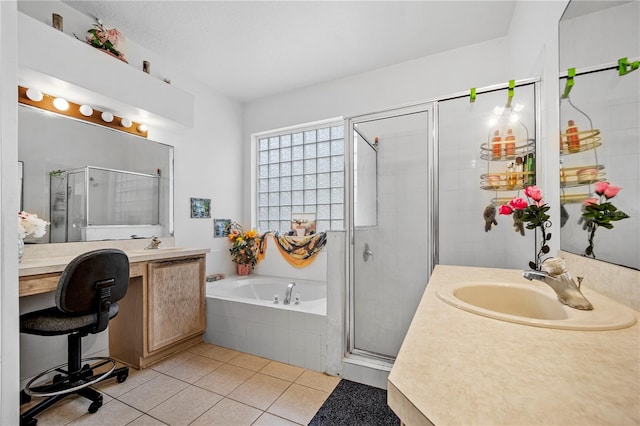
[257, 124, 344, 233]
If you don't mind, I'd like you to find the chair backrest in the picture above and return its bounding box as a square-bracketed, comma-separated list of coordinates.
[55, 249, 129, 314]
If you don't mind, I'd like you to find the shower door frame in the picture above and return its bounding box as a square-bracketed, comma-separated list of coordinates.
[345, 103, 438, 363]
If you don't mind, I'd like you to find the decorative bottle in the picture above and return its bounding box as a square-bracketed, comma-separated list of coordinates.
[505, 129, 516, 159]
[515, 157, 524, 187]
[526, 153, 536, 185]
[560, 159, 566, 186]
[566, 120, 580, 153]
[491, 130, 502, 160]
[506, 163, 515, 189]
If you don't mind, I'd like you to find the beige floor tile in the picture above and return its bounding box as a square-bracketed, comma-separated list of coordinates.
[228, 353, 271, 372]
[294, 370, 340, 393]
[252, 412, 303, 426]
[185, 342, 216, 354]
[194, 363, 254, 396]
[67, 399, 143, 426]
[227, 373, 291, 410]
[164, 355, 223, 383]
[191, 398, 262, 426]
[96, 367, 161, 398]
[118, 374, 189, 413]
[267, 383, 329, 425]
[126, 414, 168, 425]
[149, 350, 198, 373]
[259, 361, 305, 382]
[200, 345, 242, 363]
[21, 391, 115, 425]
[147, 385, 223, 426]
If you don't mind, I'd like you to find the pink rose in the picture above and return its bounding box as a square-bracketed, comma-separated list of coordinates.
[509, 197, 528, 210]
[524, 185, 542, 202]
[603, 185, 621, 199]
[106, 28, 121, 46]
[594, 181, 609, 196]
[583, 197, 598, 206]
[499, 204, 513, 215]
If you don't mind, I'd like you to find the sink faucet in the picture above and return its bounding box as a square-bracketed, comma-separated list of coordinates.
[145, 236, 161, 250]
[522, 257, 593, 310]
[284, 282, 296, 305]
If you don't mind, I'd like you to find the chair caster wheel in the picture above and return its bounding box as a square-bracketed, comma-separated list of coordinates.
[88, 400, 102, 414]
[20, 390, 32, 404]
[21, 417, 37, 426]
[117, 374, 128, 383]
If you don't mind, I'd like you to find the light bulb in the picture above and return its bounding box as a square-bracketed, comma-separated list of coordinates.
[53, 97, 69, 111]
[101, 112, 114, 123]
[137, 124, 148, 132]
[493, 106, 505, 115]
[121, 118, 132, 128]
[79, 105, 93, 116]
[26, 88, 43, 102]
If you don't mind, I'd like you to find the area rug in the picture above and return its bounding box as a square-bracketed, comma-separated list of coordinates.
[308, 379, 400, 426]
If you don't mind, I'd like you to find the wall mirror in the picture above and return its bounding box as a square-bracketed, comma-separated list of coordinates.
[18, 105, 174, 243]
[558, 1, 639, 270]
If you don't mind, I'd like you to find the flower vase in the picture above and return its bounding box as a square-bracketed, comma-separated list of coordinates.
[18, 237, 24, 263]
[236, 264, 250, 276]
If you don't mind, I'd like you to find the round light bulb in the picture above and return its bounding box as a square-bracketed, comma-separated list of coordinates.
[79, 105, 93, 117]
[26, 88, 43, 102]
[121, 118, 132, 128]
[137, 124, 148, 132]
[53, 97, 69, 111]
[101, 112, 114, 123]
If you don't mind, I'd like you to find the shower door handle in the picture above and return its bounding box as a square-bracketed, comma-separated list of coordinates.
[363, 243, 374, 262]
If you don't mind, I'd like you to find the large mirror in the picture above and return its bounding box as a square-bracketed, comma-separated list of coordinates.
[558, 1, 639, 270]
[19, 106, 173, 243]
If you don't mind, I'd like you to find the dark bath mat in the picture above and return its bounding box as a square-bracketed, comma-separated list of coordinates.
[308, 379, 400, 426]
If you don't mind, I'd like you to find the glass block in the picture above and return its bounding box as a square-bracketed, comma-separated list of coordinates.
[280, 134, 291, 147]
[281, 205, 291, 220]
[331, 187, 344, 203]
[280, 191, 291, 205]
[292, 205, 304, 214]
[331, 203, 343, 219]
[304, 190, 316, 204]
[259, 221, 268, 232]
[331, 220, 344, 230]
[269, 178, 279, 192]
[331, 155, 344, 172]
[317, 157, 330, 173]
[304, 206, 316, 214]
[292, 175, 303, 190]
[318, 189, 330, 204]
[259, 207, 268, 221]
[280, 221, 291, 232]
[317, 127, 330, 141]
[259, 165, 268, 179]
[269, 221, 279, 231]
[331, 171, 344, 187]
[280, 162, 291, 177]
[269, 137, 279, 150]
[331, 125, 344, 139]
[269, 192, 279, 206]
[292, 191, 303, 205]
[304, 174, 316, 189]
[304, 144, 316, 159]
[259, 193, 268, 206]
[331, 139, 344, 156]
[292, 145, 304, 161]
[259, 179, 268, 193]
[269, 164, 279, 178]
[269, 149, 279, 163]
[292, 132, 303, 145]
[317, 204, 330, 220]
[317, 142, 330, 157]
[304, 159, 316, 174]
[269, 206, 279, 220]
[304, 130, 316, 144]
[292, 160, 303, 176]
[259, 138, 269, 151]
[280, 147, 291, 162]
[318, 173, 330, 188]
[280, 176, 291, 191]
[259, 151, 269, 164]
[317, 220, 330, 232]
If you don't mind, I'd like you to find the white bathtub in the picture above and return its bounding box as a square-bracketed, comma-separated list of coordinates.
[204, 275, 328, 371]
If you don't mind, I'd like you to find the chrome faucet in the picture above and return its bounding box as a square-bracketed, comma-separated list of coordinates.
[145, 236, 161, 250]
[522, 257, 593, 310]
[284, 281, 296, 305]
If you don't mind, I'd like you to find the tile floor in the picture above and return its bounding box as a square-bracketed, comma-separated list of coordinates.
[21, 342, 341, 426]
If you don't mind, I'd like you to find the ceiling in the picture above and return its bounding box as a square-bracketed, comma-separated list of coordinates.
[62, 1, 516, 102]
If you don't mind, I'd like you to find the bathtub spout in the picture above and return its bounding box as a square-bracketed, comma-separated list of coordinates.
[284, 282, 296, 305]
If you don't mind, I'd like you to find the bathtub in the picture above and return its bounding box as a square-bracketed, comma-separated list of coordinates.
[204, 275, 327, 371]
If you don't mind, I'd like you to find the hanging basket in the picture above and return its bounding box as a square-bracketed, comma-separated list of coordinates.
[236, 264, 251, 276]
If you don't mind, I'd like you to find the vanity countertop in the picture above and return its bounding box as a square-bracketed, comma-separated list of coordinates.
[388, 265, 640, 425]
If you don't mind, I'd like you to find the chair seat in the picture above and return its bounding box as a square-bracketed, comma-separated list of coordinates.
[21, 304, 119, 336]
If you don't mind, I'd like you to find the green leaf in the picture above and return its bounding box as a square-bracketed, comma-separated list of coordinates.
[546, 233, 552, 241]
[601, 223, 614, 229]
[528, 261, 537, 270]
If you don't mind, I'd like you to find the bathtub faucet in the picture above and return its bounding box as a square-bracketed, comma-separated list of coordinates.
[284, 282, 296, 305]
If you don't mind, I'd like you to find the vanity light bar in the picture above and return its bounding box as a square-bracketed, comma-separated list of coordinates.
[17, 86, 148, 138]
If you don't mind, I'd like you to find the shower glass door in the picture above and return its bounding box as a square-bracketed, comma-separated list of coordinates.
[348, 105, 435, 361]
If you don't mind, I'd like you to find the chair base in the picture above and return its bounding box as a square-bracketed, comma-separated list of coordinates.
[20, 357, 128, 426]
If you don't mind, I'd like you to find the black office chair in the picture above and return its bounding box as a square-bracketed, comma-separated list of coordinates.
[19, 249, 131, 426]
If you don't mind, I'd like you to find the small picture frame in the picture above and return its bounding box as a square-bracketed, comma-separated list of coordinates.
[190, 198, 211, 218]
[291, 213, 316, 236]
[214, 219, 231, 238]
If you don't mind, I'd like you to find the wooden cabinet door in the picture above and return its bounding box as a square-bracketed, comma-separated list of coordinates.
[147, 256, 205, 353]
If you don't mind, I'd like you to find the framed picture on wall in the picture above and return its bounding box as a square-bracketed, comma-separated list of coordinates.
[214, 219, 231, 237]
[190, 198, 211, 218]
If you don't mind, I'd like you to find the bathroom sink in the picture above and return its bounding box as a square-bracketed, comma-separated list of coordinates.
[437, 281, 637, 330]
